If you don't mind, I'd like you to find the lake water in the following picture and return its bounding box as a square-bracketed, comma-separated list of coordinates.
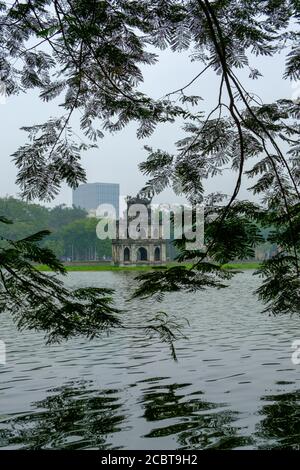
[0, 271, 299, 450]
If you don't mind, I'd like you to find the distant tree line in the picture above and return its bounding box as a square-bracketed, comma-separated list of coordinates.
[0, 197, 112, 261]
[1, 0, 299, 347]
[0, 197, 278, 263]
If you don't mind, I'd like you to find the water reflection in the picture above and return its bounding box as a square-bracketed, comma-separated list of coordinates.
[140, 380, 252, 449]
[256, 391, 300, 449]
[0, 271, 300, 449]
[0, 381, 126, 450]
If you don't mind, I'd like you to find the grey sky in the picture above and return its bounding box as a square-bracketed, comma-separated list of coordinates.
[0, 48, 294, 207]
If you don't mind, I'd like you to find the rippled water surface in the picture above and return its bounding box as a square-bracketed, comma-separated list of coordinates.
[0, 271, 300, 450]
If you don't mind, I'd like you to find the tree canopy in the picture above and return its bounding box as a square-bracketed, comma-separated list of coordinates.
[0, 1, 300, 345]
[0, 198, 112, 259]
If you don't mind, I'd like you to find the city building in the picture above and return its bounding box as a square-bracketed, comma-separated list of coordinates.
[72, 182, 119, 218]
[112, 190, 167, 266]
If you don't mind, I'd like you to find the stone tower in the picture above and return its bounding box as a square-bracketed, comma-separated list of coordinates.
[112, 190, 167, 266]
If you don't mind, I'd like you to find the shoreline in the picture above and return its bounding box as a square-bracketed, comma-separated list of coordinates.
[36, 262, 261, 272]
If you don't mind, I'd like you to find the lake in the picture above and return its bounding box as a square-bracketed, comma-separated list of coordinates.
[0, 271, 299, 449]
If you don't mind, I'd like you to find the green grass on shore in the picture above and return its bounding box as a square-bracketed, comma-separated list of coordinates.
[36, 264, 154, 272]
[36, 262, 261, 272]
[222, 262, 261, 270]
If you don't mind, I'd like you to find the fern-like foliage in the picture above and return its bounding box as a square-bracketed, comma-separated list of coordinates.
[0, 218, 185, 356]
[0, 217, 121, 342]
[255, 255, 300, 315]
[1, 0, 300, 333]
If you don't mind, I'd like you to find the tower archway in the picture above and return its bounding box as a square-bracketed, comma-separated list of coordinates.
[124, 247, 130, 262]
[154, 246, 161, 261]
[137, 247, 148, 261]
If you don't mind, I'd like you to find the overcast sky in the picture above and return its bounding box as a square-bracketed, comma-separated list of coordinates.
[0, 48, 294, 207]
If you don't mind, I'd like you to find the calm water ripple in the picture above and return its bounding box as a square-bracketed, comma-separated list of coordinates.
[0, 271, 299, 449]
